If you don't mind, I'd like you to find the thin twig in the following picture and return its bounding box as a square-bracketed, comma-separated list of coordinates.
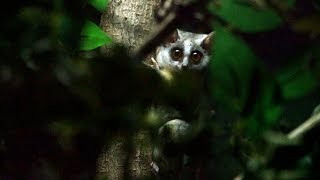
[287, 112, 320, 140]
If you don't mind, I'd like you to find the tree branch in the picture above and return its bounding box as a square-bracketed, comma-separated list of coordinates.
[287, 112, 320, 140]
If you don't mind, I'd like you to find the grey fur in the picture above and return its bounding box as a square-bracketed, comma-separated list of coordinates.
[155, 29, 213, 71]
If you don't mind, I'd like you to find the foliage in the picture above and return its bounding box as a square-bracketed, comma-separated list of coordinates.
[80, 0, 111, 50]
[208, 0, 320, 179]
[1, 0, 320, 179]
[211, 0, 283, 32]
[80, 20, 112, 50]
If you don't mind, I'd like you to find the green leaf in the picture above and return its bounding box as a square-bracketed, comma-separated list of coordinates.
[209, 25, 283, 136]
[88, 0, 109, 12]
[277, 62, 318, 100]
[286, 0, 296, 8]
[242, 72, 283, 136]
[210, 0, 282, 32]
[80, 20, 112, 51]
[259, 78, 283, 126]
[209, 25, 258, 111]
[276, 49, 319, 100]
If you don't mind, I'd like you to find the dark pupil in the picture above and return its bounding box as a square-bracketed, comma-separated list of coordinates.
[170, 48, 183, 61]
[191, 51, 203, 64]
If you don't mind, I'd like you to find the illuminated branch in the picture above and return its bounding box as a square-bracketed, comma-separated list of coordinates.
[288, 112, 320, 140]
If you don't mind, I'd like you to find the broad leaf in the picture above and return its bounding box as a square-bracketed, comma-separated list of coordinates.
[80, 20, 112, 51]
[209, 25, 283, 135]
[209, 25, 258, 111]
[276, 60, 318, 100]
[210, 0, 282, 32]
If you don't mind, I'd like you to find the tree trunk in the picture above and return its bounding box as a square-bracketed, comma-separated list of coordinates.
[97, 0, 161, 179]
[100, 0, 161, 54]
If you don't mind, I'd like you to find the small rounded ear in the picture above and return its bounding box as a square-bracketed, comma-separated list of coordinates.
[201, 31, 215, 52]
[164, 29, 179, 44]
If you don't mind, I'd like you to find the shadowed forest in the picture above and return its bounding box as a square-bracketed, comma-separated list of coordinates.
[1, 0, 320, 179]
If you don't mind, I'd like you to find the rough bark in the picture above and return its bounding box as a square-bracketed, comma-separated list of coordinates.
[100, 0, 161, 54]
[97, 131, 154, 180]
[97, 0, 161, 179]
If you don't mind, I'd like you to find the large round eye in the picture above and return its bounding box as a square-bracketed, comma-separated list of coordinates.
[170, 48, 183, 61]
[190, 51, 203, 64]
